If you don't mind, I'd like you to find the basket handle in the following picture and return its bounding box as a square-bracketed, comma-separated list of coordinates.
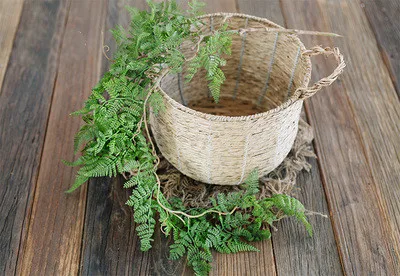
[294, 46, 346, 100]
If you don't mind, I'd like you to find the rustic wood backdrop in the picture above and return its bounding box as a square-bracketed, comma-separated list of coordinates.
[1, 0, 399, 275]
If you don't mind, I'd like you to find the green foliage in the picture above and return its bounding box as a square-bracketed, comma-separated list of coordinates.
[242, 168, 260, 195]
[66, 0, 232, 191]
[126, 171, 157, 251]
[185, 26, 232, 103]
[267, 194, 313, 236]
[158, 171, 312, 275]
[66, 1, 313, 275]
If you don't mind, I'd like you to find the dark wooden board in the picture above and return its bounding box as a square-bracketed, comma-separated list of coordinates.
[0, 1, 70, 275]
[80, 0, 141, 274]
[237, 1, 343, 275]
[80, 1, 189, 275]
[82, 176, 149, 275]
[362, 0, 400, 96]
[281, 0, 400, 274]
[16, 1, 107, 275]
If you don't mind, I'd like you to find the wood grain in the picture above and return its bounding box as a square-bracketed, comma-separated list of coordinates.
[237, 0, 284, 26]
[362, 0, 400, 96]
[324, 0, 400, 267]
[0, 0, 23, 92]
[16, 1, 107, 275]
[237, 1, 342, 275]
[176, 0, 237, 12]
[81, 176, 146, 275]
[80, 1, 141, 274]
[80, 1, 188, 275]
[206, 1, 275, 275]
[272, 149, 343, 276]
[0, 1, 70, 275]
[2, 0, 397, 275]
[281, 0, 400, 274]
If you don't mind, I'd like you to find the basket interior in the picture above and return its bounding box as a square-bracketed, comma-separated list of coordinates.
[160, 15, 311, 116]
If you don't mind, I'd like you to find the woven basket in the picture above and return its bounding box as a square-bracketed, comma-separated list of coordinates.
[150, 13, 345, 185]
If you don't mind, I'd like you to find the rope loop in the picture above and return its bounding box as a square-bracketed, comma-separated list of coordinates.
[294, 46, 346, 99]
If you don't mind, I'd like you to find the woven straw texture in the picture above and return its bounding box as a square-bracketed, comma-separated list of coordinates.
[150, 13, 344, 185]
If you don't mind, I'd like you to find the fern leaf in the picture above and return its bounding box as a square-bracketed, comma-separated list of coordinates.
[66, 174, 89, 193]
[228, 241, 259, 253]
[73, 125, 96, 153]
[170, 243, 186, 260]
[62, 157, 84, 167]
[242, 169, 259, 195]
[270, 194, 313, 236]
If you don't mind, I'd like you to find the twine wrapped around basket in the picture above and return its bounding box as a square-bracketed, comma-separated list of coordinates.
[150, 13, 345, 185]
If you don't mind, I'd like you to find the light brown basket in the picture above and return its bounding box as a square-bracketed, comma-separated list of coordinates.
[150, 13, 345, 185]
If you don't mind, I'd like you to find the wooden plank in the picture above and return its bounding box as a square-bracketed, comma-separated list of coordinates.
[362, 0, 400, 96]
[16, 1, 107, 275]
[237, 1, 343, 274]
[80, 0, 139, 274]
[176, 0, 236, 12]
[322, 0, 400, 267]
[83, 179, 190, 275]
[80, 1, 190, 275]
[272, 148, 343, 275]
[237, 0, 284, 26]
[0, 0, 24, 92]
[202, 0, 237, 14]
[204, 1, 277, 275]
[82, 177, 148, 275]
[0, 1, 70, 275]
[281, 0, 400, 274]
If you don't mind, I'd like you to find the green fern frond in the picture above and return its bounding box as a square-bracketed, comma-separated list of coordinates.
[242, 169, 259, 195]
[228, 241, 259, 253]
[62, 157, 84, 167]
[269, 194, 313, 236]
[66, 174, 89, 193]
[170, 242, 186, 260]
[148, 91, 164, 115]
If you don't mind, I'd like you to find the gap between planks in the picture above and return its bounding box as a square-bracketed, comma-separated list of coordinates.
[281, 0, 400, 274]
[17, 1, 107, 275]
[0, 1, 72, 275]
[236, 1, 343, 275]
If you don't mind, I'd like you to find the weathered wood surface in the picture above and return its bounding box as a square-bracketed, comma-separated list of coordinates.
[0, 0, 70, 275]
[237, 2, 343, 275]
[17, 1, 107, 275]
[362, 0, 400, 96]
[0, 0, 23, 92]
[281, 0, 400, 274]
[79, 0, 140, 274]
[0, 0, 400, 275]
[80, 1, 189, 275]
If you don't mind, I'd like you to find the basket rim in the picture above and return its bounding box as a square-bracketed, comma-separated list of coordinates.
[157, 12, 312, 122]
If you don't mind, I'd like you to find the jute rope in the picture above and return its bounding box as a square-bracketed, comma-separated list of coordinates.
[294, 46, 346, 99]
[150, 13, 345, 185]
[158, 119, 315, 209]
